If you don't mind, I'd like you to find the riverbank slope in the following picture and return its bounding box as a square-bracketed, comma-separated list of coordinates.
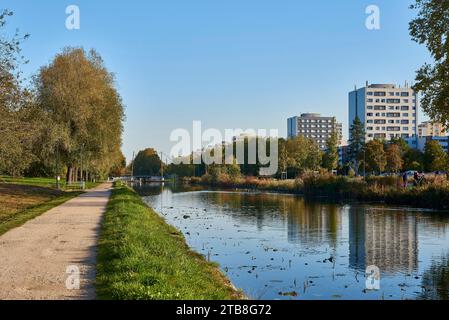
[96, 183, 243, 300]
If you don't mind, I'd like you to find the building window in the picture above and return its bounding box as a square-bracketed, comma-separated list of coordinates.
[374, 92, 386, 96]
[387, 127, 401, 132]
[386, 99, 400, 103]
[401, 92, 410, 97]
[387, 113, 400, 117]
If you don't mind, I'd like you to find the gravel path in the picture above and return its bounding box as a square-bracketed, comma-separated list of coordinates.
[0, 183, 112, 300]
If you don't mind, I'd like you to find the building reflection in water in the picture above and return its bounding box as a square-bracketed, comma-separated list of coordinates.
[286, 199, 341, 249]
[349, 207, 418, 274]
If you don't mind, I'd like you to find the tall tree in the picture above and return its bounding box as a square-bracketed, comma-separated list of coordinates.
[403, 148, 424, 171]
[109, 152, 127, 177]
[386, 144, 404, 173]
[0, 10, 35, 176]
[364, 140, 387, 174]
[286, 136, 322, 176]
[278, 138, 288, 178]
[322, 130, 339, 172]
[410, 0, 449, 128]
[423, 140, 448, 172]
[389, 137, 410, 154]
[35, 47, 124, 182]
[348, 116, 366, 174]
[133, 148, 162, 176]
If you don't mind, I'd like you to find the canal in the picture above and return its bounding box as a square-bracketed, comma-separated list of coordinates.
[133, 183, 449, 300]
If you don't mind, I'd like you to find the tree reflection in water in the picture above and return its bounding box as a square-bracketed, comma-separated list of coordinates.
[419, 253, 449, 300]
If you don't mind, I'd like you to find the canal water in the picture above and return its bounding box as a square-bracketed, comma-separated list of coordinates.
[133, 183, 449, 300]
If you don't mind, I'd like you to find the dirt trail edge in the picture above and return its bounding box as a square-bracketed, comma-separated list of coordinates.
[0, 183, 112, 300]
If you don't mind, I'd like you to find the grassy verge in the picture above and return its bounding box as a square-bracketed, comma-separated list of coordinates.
[0, 183, 81, 236]
[0, 176, 60, 188]
[96, 183, 243, 300]
[0, 176, 101, 190]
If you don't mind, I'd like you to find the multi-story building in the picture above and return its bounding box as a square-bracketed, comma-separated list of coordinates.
[418, 121, 447, 137]
[287, 113, 342, 150]
[349, 82, 418, 142]
[406, 136, 449, 153]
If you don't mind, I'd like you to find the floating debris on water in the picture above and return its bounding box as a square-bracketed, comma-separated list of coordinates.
[278, 291, 298, 297]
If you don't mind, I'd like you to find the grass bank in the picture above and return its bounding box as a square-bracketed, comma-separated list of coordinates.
[0, 183, 81, 236]
[185, 174, 449, 210]
[96, 183, 243, 300]
[0, 176, 100, 190]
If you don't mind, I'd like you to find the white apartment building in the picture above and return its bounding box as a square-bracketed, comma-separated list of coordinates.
[349, 83, 418, 142]
[287, 113, 343, 150]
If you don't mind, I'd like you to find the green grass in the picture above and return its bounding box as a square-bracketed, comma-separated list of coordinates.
[0, 176, 60, 188]
[0, 176, 100, 190]
[0, 188, 81, 236]
[96, 183, 243, 300]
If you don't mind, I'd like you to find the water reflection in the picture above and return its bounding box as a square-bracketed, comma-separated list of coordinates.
[419, 253, 449, 300]
[349, 208, 418, 274]
[133, 183, 449, 300]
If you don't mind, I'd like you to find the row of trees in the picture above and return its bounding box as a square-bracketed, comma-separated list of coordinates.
[164, 134, 337, 179]
[348, 118, 448, 175]
[0, 10, 125, 181]
[163, 125, 447, 180]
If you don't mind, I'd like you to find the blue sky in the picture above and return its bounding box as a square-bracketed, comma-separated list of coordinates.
[2, 0, 430, 161]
